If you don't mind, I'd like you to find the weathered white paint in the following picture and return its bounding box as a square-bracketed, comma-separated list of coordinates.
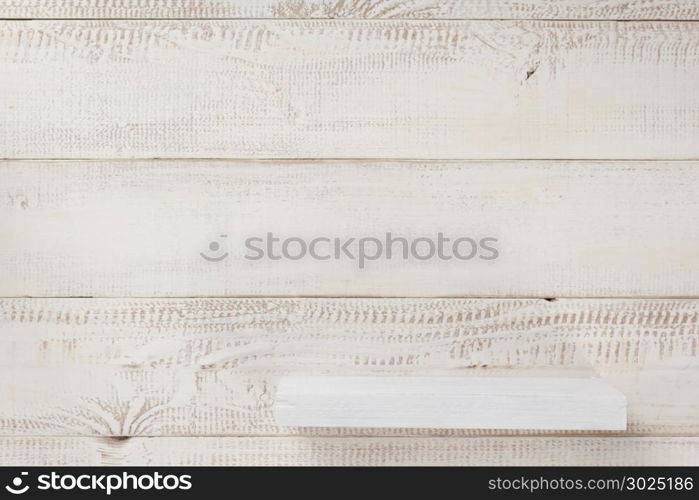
[0, 298, 696, 436]
[1, 21, 698, 159]
[1, 161, 697, 297]
[275, 376, 627, 430]
[0, 7, 697, 469]
[2, 437, 698, 466]
[1, 0, 697, 20]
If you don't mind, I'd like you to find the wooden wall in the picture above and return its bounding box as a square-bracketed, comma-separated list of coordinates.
[0, 0, 697, 466]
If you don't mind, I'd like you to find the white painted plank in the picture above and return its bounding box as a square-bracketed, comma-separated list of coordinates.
[1, 1, 698, 20]
[2, 437, 698, 466]
[1, 161, 697, 297]
[1, 21, 698, 159]
[0, 298, 697, 436]
[275, 376, 627, 430]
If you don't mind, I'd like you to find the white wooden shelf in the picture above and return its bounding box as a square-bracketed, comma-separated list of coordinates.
[276, 376, 627, 431]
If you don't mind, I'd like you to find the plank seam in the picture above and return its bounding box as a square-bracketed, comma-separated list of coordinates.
[2, 18, 699, 22]
[4, 158, 699, 162]
[4, 296, 699, 299]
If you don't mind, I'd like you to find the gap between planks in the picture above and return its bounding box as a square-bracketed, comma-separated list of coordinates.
[6, 296, 699, 299]
[4, 158, 699, 161]
[4, 18, 699, 22]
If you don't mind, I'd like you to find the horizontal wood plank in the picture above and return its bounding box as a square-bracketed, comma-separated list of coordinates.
[1, 161, 698, 297]
[1, 437, 698, 466]
[1, 1, 698, 20]
[275, 376, 628, 430]
[1, 21, 698, 159]
[1, 298, 697, 436]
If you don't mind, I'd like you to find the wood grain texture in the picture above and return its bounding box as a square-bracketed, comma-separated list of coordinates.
[1, 21, 698, 159]
[275, 376, 628, 430]
[1, 298, 697, 436]
[2, 160, 698, 297]
[2, 436, 698, 466]
[1, 1, 698, 20]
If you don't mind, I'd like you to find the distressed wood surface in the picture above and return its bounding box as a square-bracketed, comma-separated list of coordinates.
[1, 298, 698, 436]
[1, 21, 698, 159]
[2, 437, 698, 466]
[2, 160, 698, 297]
[275, 376, 628, 430]
[2, 1, 698, 20]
